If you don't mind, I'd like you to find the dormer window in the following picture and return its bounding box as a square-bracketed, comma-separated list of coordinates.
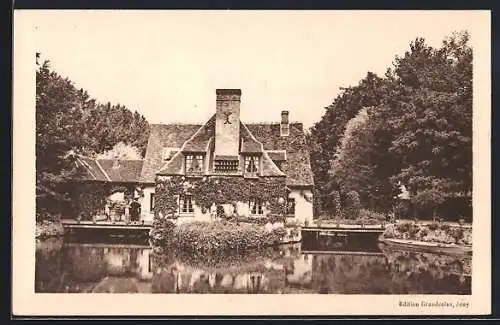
[185, 154, 204, 174]
[244, 155, 260, 177]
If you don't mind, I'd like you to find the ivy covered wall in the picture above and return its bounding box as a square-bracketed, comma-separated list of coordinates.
[153, 176, 288, 219]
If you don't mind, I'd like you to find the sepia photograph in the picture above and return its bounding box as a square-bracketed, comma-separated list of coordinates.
[13, 9, 491, 315]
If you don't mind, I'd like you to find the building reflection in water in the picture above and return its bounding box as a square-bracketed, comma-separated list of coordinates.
[35, 239, 471, 294]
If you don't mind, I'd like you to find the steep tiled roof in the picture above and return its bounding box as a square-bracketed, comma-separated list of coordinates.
[267, 150, 287, 162]
[260, 151, 286, 177]
[140, 123, 201, 183]
[183, 115, 216, 152]
[246, 122, 314, 187]
[73, 156, 143, 183]
[73, 155, 109, 181]
[98, 159, 143, 183]
[140, 120, 313, 187]
[156, 151, 186, 176]
[240, 123, 263, 153]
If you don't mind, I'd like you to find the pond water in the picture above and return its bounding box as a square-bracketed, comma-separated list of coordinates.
[35, 237, 471, 294]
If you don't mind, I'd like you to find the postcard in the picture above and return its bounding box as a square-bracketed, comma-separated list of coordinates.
[12, 9, 491, 316]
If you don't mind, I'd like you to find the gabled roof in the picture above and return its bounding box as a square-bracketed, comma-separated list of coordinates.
[146, 119, 313, 186]
[266, 150, 287, 162]
[140, 123, 201, 183]
[98, 159, 143, 183]
[74, 155, 109, 182]
[260, 151, 286, 177]
[74, 119, 313, 187]
[73, 155, 143, 183]
[240, 122, 263, 153]
[183, 115, 216, 152]
[246, 122, 314, 187]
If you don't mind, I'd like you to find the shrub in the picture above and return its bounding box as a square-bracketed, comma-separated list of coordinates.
[427, 222, 439, 231]
[158, 221, 286, 252]
[408, 224, 420, 239]
[221, 214, 285, 225]
[415, 227, 429, 240]
[439, 223, 451, 232]
[382, 224, 400, 239]
[359, 209, 386, 222]
[393, 222, 420, 239]
[35, 220, 65, 238]
[332, 190, 342, 219]
[422, 230, 456, 244]
[284, 218, 302, 228]
[150, 218, 176, 246]
[344, 191, 361, 219]
[450, 227, 464, 243]
[395, 221, 413, 233]
[385, 221, 471, 246]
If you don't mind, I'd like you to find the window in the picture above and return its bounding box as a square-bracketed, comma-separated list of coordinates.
[179, 195, 194, 214]
[286, 198, 295, 215]
[185, 154, 204, 173]
[249, 198, 263, 215]
[214, 160, 239, 173]
[244, 156, 260, 176]
[150, 193, 155, 211]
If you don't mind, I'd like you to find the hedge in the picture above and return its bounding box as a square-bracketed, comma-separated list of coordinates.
[150, 220, 286, 252]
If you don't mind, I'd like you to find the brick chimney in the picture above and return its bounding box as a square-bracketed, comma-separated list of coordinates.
[214, 89, 241, 158]
[280, 110, 290, 136]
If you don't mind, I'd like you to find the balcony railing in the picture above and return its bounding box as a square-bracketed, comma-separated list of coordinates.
[214, 160, 239, 174]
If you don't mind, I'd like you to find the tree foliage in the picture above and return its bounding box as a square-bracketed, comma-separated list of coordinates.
[97, 141, 143, 160]
[310, 31, 472, 220]
[36, 57, 150, 216]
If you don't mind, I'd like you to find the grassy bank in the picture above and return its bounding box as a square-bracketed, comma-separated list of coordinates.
[36, 220, 65, 239]
[381, 221, 472, 246]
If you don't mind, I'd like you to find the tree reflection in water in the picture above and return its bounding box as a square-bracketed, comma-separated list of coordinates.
[35, 239, 471, 294]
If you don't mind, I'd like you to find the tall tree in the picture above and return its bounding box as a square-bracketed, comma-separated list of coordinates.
[36, 60, 82, 217]
[309, 72, 390, 212]
[97, 141, 142, 160]
[383, 32, 472, 217]
[310, 31, 472, 219]
[36, 57, 150, 217]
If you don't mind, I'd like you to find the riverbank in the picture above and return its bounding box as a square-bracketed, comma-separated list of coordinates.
[380, 221, 472, 255]
[35, 220, 65, 239]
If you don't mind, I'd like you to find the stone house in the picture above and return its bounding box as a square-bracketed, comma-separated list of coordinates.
[72, 89, 314, 224]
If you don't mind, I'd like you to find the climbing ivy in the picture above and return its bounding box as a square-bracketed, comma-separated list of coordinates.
[154, 176, 288, 219]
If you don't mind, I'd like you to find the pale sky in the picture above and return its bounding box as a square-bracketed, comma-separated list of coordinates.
[30, 10, 484, 129]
